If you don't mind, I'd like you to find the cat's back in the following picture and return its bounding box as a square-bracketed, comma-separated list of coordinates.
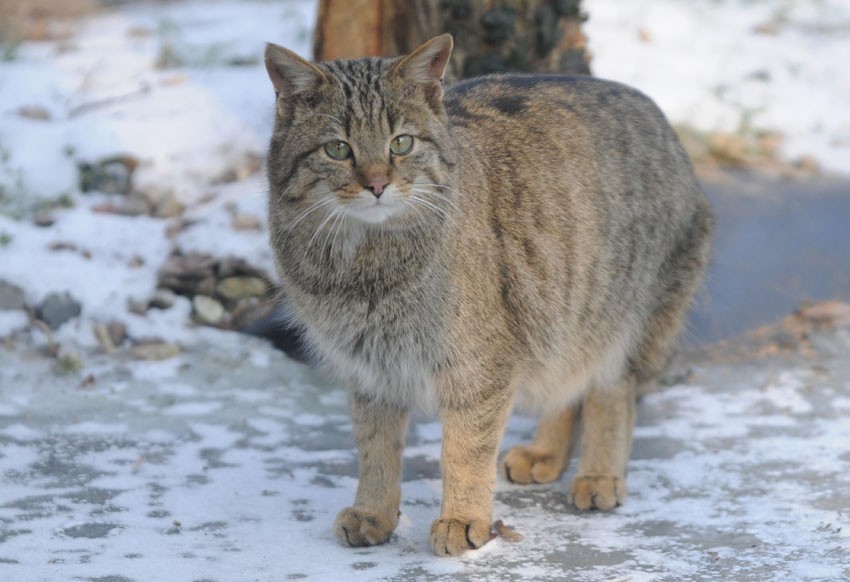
[445, 74, 671, 140]
[445, 74, 693, 186]
[443, 72, 704, 244]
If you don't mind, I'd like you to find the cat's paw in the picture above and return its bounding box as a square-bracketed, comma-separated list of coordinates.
[502, 445, 565, 484]
[568, 474, 626, 511]
[334, 507, 397, 547]
[429, 517, 495, 557]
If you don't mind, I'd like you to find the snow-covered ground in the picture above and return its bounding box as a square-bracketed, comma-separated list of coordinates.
[1, 324, 849, 581]
[586, 0, 850, 174]
[0, 1, 849, 580]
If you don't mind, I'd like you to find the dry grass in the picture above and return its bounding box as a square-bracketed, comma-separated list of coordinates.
[676, 124, 820, 182]
[0, 0, 98, 44]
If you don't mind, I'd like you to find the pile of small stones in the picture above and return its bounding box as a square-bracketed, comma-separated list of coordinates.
[79, 155, 183, 218]
[155, 250, 277, 331]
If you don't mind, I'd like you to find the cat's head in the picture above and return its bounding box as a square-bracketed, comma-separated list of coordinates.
[264, 35, 456, 231]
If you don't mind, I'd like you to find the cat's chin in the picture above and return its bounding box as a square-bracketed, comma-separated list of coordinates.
[345, 203, 404, 225]
[343, 194, 410, 225]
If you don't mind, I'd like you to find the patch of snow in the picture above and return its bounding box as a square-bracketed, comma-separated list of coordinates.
[0, 311, 28, 337]
[585, 0, 850, 174]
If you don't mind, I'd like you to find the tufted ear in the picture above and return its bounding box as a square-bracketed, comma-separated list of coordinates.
[391, 34, 453, 97]
[264, 43, 328, 97]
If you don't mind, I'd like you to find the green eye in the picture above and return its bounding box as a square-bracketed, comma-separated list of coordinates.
[390, 135, 414, 155]
[324, 141, 352, 160]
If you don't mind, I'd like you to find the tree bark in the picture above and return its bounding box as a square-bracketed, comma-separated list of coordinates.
[313, 0, 591, 81]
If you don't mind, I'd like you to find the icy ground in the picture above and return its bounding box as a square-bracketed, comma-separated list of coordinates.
[1, 324, 849, 581]
[0, 0, 849, 580]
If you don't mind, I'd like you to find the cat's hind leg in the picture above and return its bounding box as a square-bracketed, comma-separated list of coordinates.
[568, 375, 636, 510]
[501, 405, 579, 484]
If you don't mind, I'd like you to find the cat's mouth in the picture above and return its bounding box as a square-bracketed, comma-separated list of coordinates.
[342, 185, 407, 225]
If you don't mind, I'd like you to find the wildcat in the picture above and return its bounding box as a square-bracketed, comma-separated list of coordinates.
[263, 34, 712, 557]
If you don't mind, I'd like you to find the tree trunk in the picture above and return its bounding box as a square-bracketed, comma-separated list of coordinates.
[313, 0, 590, 81]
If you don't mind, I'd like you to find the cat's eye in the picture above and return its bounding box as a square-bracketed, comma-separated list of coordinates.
[390, 135, 414, 156]
[324, 140, 352, 160]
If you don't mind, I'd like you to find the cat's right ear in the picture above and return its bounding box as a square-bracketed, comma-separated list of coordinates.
[264, 43, 328, 100]
[391, 34, 453, 107]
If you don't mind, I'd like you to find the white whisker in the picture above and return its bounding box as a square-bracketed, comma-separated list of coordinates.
[287, 198, 336, 230]
[410, 188, 459, 209]
[279, 197, 337, 247]
[329, 208, 350, 257]
[409, 195, 456, 226]
[322, 207, 346, 258]
[409, 189, 462, 219]
[304, 206, 340, 260]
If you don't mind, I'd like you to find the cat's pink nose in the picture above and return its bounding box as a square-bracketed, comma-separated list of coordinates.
[367, 177, 389, 198]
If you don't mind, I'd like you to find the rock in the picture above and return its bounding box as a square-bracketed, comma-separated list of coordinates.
[117, 194, 152, 216]
[78, 155, 139, 195]
[93, 324, 116, 353]
[48, 241, 78, 252]
[0, 280, 26, 311]
[106, 321, 127, 346]
[18, 105, 51, 120]
[213, 152, 263, 184]
[127, 297, 149, 315]
[152, 192, 183, 218]
[131, 342, 182, 361]
[92, 321, 127, 353]
[33, 212, 55, 227]
[158, 252, 219, 297]
[158, 251, 272, 300]
[149, 289, 176, 310]
[216, 257, 256, 279]
[193, 295, 225, 326]
[232, 213, 261, 231]
[140, 186, 183, 218]
[217, 277, 268, 301]
[196, 276, 217, 298]
[127, 255, 145, 268]
[798, 301, 850, 327]
[56, 342, 83, 373]
[37, 292, 82, 330]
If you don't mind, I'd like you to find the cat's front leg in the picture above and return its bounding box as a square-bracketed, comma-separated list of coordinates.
[334, 392, 409, 547]
[430, 387, 513, 556]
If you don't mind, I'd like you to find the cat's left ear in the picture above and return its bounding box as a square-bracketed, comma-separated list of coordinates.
[392, 34, 453, 104]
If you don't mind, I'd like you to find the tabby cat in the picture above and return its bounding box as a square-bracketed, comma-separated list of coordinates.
[264, 34, 712, 557]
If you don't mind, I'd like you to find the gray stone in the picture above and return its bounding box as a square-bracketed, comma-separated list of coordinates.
[78, 156, 138, 195]
[33, 212, 55, 227]
[56, 342, 83, 373]
[93, 321, 127, 353]
[106, 321, 127, 347]
[37, 292, 82, 330]
[232, 213, 261, 231]
[0, 280, 26, 311]
[216, 277, 268, 301]
[130, 342, 181, 361]
[149, 288, 176, 310]
[116, 195, 151, 216]
[192, 295, 225, 326]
